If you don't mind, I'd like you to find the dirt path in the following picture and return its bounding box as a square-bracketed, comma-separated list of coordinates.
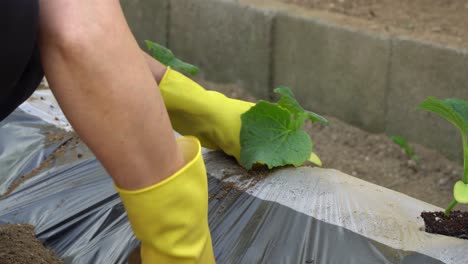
[284, 0, 468, 49]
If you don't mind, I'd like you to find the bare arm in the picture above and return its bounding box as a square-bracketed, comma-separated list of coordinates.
[142, 51, 167, 84]
[38, 0, 184, 190]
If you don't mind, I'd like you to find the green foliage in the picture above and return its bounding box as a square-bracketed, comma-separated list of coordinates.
[240, 87, 328, 170]
[275, 87, 330, 126]
[145, 40, 199, 76]
[390, 135, 419, 163]
[419, 97, 468, 215]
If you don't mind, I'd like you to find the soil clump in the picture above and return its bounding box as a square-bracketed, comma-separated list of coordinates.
[0, 224, 63, 264]
[421, 211, 468, 239]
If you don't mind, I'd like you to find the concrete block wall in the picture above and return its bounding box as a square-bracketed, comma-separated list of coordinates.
[386, 38, 468, 160]
[169, 0, 275, 99]
[274, 13, 391, 132]
[120, 0, 169, 47]
[120, 0, 468, 161]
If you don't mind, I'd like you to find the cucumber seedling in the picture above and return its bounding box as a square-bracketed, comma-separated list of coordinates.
[419, 97, 468, 216]
[240, 87, 329, 170]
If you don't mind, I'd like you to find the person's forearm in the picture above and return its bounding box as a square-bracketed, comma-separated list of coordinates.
[38, 0, 184, 190]
[142, 51, 167, 84]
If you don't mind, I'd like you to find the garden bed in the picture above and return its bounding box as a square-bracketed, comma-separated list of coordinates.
[1, 88, 467, 263]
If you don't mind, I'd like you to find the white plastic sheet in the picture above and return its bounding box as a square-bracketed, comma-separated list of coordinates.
[206, 152, 467, 263]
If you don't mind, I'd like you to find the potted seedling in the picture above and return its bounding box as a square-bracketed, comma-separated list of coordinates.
[419, 97, 468, 239]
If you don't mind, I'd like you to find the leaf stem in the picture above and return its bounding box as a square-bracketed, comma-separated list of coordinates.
[444, 199, 458, 216]
[462, 133, 468, 184]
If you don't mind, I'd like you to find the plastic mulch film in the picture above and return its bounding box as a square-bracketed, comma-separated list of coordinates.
[0, 108, 138, 263]
[206, 153, 468, 264]
[0, 90, 467, 263]
[0, 110, 71, 196]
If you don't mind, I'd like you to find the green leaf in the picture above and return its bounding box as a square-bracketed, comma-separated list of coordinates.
[274, 86, 303, 115]
[419, 97, 468, 133]
[308, 152, 322, 167]
[420, 97, 468, 184]
[274, 87, 329, 126]
[145, 40, 199, 76]
[391, 136, 413, 156]
[293, 112, 308, 130]
[445, 98, 468, 131]
[240, 101, 313, 170]
[306, 111, 330, 126]
[391, 135, 419, 162]
[454, 181, 468, 204]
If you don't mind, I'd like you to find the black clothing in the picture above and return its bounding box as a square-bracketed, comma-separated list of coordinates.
[0, 0, 44, 121]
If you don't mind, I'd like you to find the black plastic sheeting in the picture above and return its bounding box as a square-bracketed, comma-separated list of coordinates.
[0, 109, 69, 196]
[0, 109, 137, 263]
[0, 109, 445, 264]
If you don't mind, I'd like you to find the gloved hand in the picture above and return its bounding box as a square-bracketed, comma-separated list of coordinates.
[158, 67, 253, 163]
[116, 136, 215, 264]
[158, 67, 322, 167]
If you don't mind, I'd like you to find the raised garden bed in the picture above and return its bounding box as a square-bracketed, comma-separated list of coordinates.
[1, 85, 467, 263]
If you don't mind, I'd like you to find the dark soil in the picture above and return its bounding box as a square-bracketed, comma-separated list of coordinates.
[128, 246, 141, 264]
[283, 0, 468, 49]
[0, 129, 88, 263]
[421, 211, 468, 239]
[0, 224, 63, 264]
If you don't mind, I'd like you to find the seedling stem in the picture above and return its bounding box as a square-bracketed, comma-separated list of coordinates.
[462, 133, 468, 184]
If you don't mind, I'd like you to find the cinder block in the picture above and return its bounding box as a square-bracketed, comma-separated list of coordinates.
[386, 37, 468, 161]
[121, 0, 169, 47]
[273, 13, 391, 132]
[169, 0, 275, 99]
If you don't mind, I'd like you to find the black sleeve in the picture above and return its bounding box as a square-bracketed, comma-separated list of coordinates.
[0, 0, 44, 122]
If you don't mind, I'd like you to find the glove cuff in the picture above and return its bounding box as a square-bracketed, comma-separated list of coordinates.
[117, 136, 215, 264]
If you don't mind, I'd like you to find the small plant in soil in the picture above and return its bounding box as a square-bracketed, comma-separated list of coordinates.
[240, 87, 329, 170]
[390, 135, 420, 164]
[419, 97, 468, 239]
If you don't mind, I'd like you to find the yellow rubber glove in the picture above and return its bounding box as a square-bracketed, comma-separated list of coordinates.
[116, 136, 215, 264]
[158, 67, 322, 166]
[158, 67, 253, 162]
